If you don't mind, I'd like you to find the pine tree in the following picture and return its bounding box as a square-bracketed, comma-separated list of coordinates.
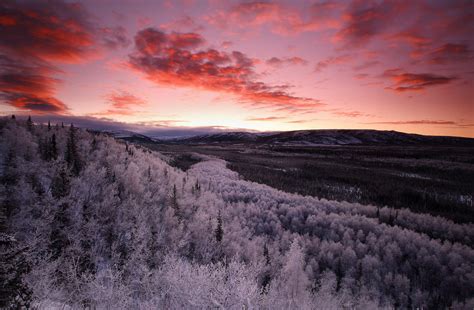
[50, 134, 58, 160]
[65, 124, 82, 176]
[39, 137, 49, 161]
[215, 211, 223, 243]
[261, 243, 272, 291]
[26, 116, 33, 132]
[47, 120, 51, 131]
[49, 203, 70, 260]
[51, 166, 70, 199]
[11, 115, 15, 120]
[335, 258, 343, 292]
[171, 184, 180, 218]
[263, 244, 270, 265]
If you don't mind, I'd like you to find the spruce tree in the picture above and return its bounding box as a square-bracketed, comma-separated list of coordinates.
[51, 166, 70, 199]
[263, 244, 270, 265]
[47, 120, 51, 131]
[50, 134, 58, 160]
[65, 124, 82, 176]
[171, 184, 180, 218]
[49, 203, 70, 260]
[26, 116, 33, 132]
[215, 211, 223, 243]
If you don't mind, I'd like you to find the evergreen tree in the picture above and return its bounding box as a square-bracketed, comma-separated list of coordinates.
[263, 244, 270, 265]
[49, 203, 70, 260]
[261, 244, 272, 291]
[65, 124, 82, 175]
[47, 120, 51, 131]
[50, 134, 58, 160]
[11, 115, 15, 120]
[215, 211, 223, 243]
[26, 116, 33, 132]
[51, 166, 70, 199]
[171, 184, 180, 218]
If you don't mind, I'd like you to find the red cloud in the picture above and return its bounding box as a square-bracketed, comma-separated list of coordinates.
[0, 55, 67, 114]
[0, 1, 95, 63]
[91, 90, 147, 116]
[0, 0, 109, 114]
[383, 69, 456, 92]
[4, 94, 67, 113]
[315, 55, 352, 72]
[129, 28, 322, 111]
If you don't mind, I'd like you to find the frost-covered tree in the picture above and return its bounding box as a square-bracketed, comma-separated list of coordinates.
[0, 203, 31, 308]
[0, 116, 472, 308]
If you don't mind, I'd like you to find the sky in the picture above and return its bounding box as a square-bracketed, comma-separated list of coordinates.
[0, 0, 473, 137]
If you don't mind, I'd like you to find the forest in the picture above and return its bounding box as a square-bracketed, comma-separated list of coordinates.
[1, 116, 473, 309]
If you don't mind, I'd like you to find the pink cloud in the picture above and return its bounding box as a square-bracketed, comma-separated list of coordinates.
[315, 54, 352, 72]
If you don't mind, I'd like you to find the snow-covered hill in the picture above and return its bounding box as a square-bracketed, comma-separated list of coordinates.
[1, 117, 473, 309]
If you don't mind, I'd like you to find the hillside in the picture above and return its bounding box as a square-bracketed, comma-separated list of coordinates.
[165, 129, 474, 146]
[1, 117, 473, 308]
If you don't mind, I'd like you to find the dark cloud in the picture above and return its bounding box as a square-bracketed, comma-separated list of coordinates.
[315, 55, 352, 72]
[129, 27, 322, 112]
[101, 26, 131, 50]
[0, 55, 68, 113]
[0, 0, 135, 114]
[428, 43, 473, 65]
[0, 0, 104, 114]
[334, 1, 403, 47]
[0, 0, 95, 63]
[383, 69, 456, 92]
[266, 57, 307, 67]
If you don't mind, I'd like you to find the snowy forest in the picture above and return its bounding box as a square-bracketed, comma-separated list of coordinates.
[1, 116, 473, 309]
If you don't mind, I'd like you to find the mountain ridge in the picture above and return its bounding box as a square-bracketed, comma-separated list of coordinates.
[154, 129, 474, 146]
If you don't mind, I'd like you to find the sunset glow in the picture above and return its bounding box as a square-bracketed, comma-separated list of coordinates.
[1, 0, 473, 137]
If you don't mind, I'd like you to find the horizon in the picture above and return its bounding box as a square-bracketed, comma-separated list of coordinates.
[1, 0, 473, 137]
[5, 114, 474, 139]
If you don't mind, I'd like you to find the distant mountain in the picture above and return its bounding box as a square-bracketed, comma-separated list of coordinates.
[168, 131, 263, 144]
[99, 130, 155, 143]
[164, 129, 474, 146]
